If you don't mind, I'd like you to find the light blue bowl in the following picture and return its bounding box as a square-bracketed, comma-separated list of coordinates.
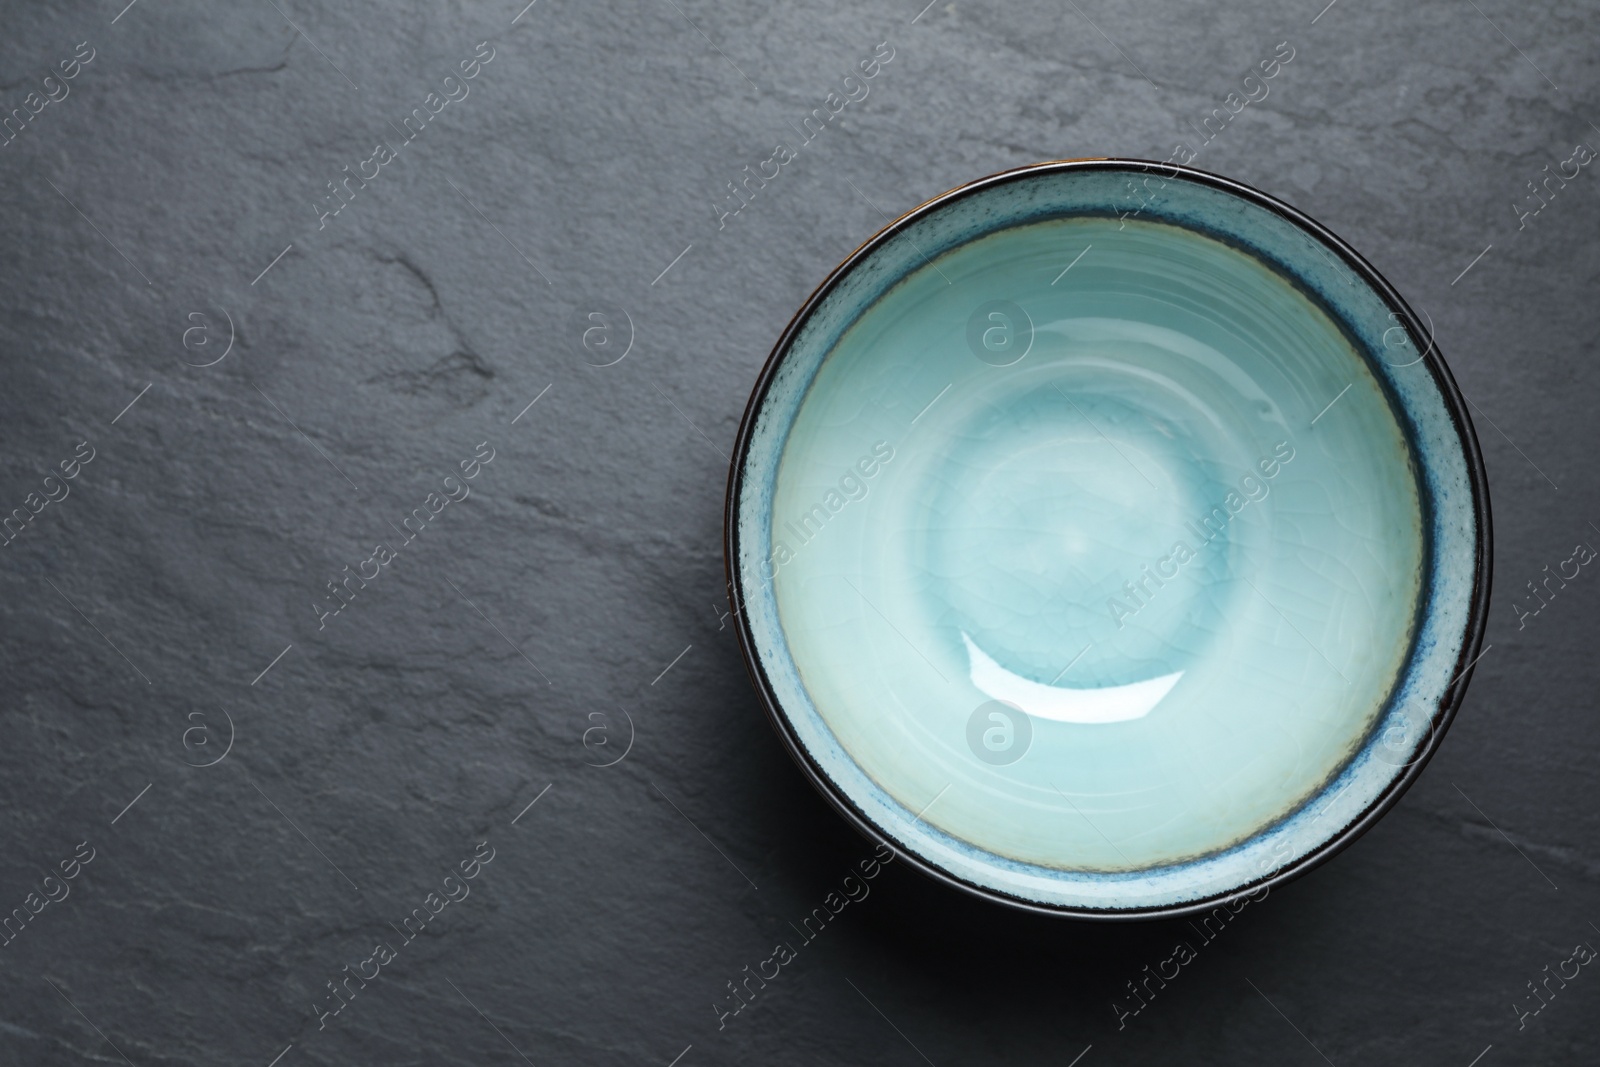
[726, 160, 1490, 918]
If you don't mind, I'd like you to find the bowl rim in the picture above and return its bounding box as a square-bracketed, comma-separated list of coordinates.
[722, 157, 1493, 921]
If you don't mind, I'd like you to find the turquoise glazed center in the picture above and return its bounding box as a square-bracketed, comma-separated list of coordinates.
[732, 163, 1483, 914]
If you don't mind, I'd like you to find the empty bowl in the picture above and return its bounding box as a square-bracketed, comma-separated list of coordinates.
[725, 159, 1490, 918]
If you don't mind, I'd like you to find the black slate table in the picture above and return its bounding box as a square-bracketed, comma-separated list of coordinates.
[1, 0, 1596, 1064]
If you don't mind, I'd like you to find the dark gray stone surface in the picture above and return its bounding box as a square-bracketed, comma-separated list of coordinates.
[0, 0, 1595, 1063]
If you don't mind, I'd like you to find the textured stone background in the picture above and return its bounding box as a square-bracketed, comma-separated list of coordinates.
[0, 0, 1596, 1064]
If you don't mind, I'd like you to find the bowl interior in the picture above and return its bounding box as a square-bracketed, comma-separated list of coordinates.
[730, 162, 1485, 915]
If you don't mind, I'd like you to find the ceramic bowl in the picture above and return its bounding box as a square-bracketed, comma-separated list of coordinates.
[725, 159, 1490, 918]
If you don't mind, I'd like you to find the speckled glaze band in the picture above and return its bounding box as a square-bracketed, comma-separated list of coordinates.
[724, 159, 1491, 919]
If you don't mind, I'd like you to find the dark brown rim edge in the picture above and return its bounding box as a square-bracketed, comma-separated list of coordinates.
[721, 157, 1494, 922]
